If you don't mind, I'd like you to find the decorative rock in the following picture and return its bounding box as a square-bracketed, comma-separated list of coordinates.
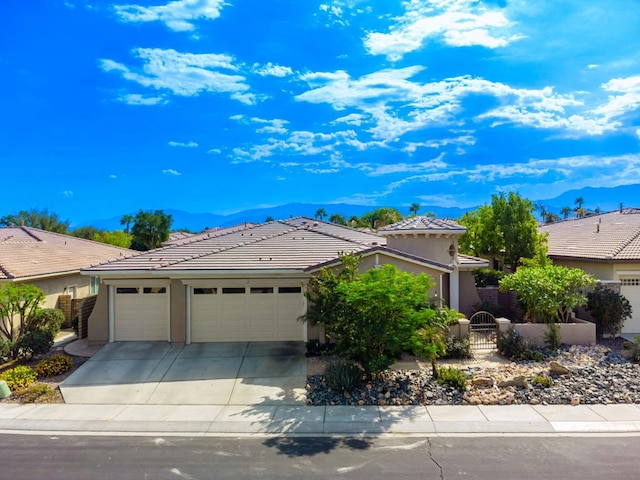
[621, 341, 638, 359]
[570, 395, 580, 406]
[472, 377, 495, 388]
[550, 361, 572, 376]
[498, 376, 529, 388]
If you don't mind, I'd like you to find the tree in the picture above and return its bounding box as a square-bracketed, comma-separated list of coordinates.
[265, 216, 274, 222]
[359, 207, 403, 229]
[314, 208, 327, 221]
[0, 209, 69, 233]
[130, 210, 173, 251]
[0, 284, 45, 357]
[120, 215, 134, 234]
[95, 230, 132, 248]
[560, 206, 572, 220]
[574, 197, 586, 218]
[71, 226, 101, 240]
[587, 288, 633, 338]
[459, 192, 543, 271]
[328, 213, 347, 225]
[499, 265, 595, 323]
[409, 203, 420, 216]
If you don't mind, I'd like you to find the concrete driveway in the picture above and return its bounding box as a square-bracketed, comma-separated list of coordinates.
[60, 342, 307, 406]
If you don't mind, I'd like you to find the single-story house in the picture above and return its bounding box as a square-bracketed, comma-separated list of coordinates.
[540, 208, 640, 334]
[82, 217, 488, 345]
[0, 226, 135, 323]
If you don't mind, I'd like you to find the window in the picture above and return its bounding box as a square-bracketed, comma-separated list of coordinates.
[279, 286, 302, 294]
[250, 287, 273, 294]
[143, 287, 167, 294]
[194, 287, 217, 295]
[449, 244, 456, 258]
[116, 287, 139, 294]
[222, 287, 245, 294]
[90, 276, 100, 295]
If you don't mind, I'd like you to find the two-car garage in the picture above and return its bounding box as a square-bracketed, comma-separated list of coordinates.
[110, 279, 306, 343]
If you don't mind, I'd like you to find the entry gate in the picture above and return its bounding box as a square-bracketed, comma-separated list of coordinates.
[469, 311, 497, 350]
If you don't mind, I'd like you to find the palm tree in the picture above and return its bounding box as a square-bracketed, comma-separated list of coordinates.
[560, 206, 572, 220]
[314, 208, 327, 221]
[409, 203, 420, 216]
[329, 213, 347, 225]
[120, 214, 134, 234]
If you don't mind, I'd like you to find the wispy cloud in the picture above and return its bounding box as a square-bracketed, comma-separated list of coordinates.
[109, 174, 118, 179]
[162, 169, 181, 175]
[114, 0, 226, 32]
[207, 148, 222, 154]
[62, 190, 74, 197]
[118, 93, 168, 106]
[364, 0, 522, 61]
[168, 140, 198, 148]
[252, 62, 294, 77]
[101, 48, 255, 104]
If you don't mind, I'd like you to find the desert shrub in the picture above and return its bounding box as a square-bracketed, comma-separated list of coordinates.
[324, 360, 363, 392]
[587, 288, 633, 338]
[633, 337, 640, 363]
[0, 339, 12, 361]
[29, 308, 65, 337]
[532, 375, 553, 388]
[12, 384, 58, 403]
[543, 322, 562, 351]
[436, 366, 468, 392]
[473, 268, 505, 287]
[0, 365, 37, 390]
[442, 335, 473, 360]
[16, 330, 54, 359]
[497, 328, 544, 362]
[34, 354, 74, 377]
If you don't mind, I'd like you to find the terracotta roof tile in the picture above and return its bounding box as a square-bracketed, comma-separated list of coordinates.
[379, 216, 466, 233]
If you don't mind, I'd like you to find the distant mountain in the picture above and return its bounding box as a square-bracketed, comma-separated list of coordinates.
[537, 184, 640, 213]
[81, 203, 471, 232]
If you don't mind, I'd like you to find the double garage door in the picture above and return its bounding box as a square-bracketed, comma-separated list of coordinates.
[190, 284, 304, 342]
[621, 277, 640, 333]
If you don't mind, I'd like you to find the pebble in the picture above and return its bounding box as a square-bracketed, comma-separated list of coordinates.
[306, 344, 640, 406]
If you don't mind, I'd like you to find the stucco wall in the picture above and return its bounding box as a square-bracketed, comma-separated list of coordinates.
[23, 273, 92, 309]
[170, 279, 186, 344]
[385, 235, 458, 266]
[87, 284, 109, 345]
[458, 271, 480, 317]
[551, 259, 615, 280]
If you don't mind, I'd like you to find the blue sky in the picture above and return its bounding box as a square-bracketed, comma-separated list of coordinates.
[2, 0, 640, 224]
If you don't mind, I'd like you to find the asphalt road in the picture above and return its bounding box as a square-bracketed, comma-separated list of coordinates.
[1, 434, 639, 479]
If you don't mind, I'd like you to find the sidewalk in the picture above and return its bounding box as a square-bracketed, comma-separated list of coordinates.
[1, 403, 640, 436]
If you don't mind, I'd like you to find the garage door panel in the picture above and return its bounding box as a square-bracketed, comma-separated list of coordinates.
[621, 277, 640, 333]
[114, 287, 168, 341]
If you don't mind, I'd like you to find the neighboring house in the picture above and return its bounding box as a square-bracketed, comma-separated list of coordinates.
[82, 217, 488, 345]
[540, 208, 640, 334]
[0, 226, 135, 323]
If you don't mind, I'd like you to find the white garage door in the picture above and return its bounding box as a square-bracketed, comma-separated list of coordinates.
[114, 286, 169, 341]
[621, 278, 640, 334]
[191, 284, 304, 342]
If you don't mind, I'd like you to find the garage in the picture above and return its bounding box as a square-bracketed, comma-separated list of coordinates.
[113, 284, 170, 341]
[189, 282, 305, 342]
[621, 277, 640, 333]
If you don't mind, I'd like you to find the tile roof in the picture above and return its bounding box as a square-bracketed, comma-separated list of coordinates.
[540, 209, 640, 261]
[379, 216, 466, 234]
[0, 227, 136, 280]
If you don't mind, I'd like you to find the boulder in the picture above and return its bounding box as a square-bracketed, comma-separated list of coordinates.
[550, 361, 572, 376]
[498, 376, 529, 388]
[472, 377, 495, 388]
[621, 341, 638, 360]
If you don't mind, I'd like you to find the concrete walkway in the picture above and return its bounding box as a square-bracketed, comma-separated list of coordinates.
[1, 403, 640, 436]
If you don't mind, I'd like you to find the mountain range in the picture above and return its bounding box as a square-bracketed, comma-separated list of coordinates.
[83, 184, 640, 232]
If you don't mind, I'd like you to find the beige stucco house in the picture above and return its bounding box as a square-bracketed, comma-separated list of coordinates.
[0, 226, 134, 323]
[540, 208, 640, 334]
[82, 217, 487, 346]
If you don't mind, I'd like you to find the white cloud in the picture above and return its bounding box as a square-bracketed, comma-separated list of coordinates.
[207, 148, 222, 154]
[109, 174, 118, 179]
[168, 140, 198, 148]
[62, 190, 74, 197]
[101, 48, 253, 103]
[114, 0, 226, 32]
[636, 128, 640, 139]
[403, 135, 476, 153]
[162, 169, 181, 175]
[118, 93, 168, 106]
[364, 0, 520, 61]
[252, 62, 294, 77]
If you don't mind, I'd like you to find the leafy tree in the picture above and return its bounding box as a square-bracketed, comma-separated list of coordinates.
[0, 284, 46, 357]
[587, 288, 633, 338]
[409, 203, 420, 216]
[499, 265, 595, 323]
[347, 215, 360, 227]
[71, 226, 101, 240]
[95, 230, 132, 248]
[120, 214, 134, 234]
[0, 209, 69, 233]
[130, 210, 173, 251]
[314, 208, 327, 221]
[459, 192, 543, 271]
[359, 207, 403, 229]
[328, 213, 347, 225]
[265, 216, 274, 222]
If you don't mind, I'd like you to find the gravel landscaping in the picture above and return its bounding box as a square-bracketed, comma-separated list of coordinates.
[306, 342, 640, 407]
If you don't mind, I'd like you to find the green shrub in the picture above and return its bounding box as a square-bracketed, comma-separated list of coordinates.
[34, 354, 74, 377]
[29, 308, 65, 337]
[473, 301, 505, 317]
[0, 339, 12, 361]
[436, 366, 468, 392]
[0, 365, 37, 390]
[587, 288, 633, 338]
[17, 330, 54, 359]
[12, 384, 58, 403]
[324, 360, 364, 392]
[443, 335, 473, 360]
[473, 268, 505, 287]
[543, 322, 562, 351]
[532, 375, 553, 388]
[497, 328, 544, 361]
[633, 336, 640, 363]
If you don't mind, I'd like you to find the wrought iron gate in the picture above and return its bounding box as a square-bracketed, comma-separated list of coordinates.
[469, 311, 497, 349]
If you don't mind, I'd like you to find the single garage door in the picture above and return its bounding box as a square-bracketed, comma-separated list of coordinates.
[621, 277, 640, 333]
[191, 284, 304, 342]
[114, 286, 169, 341]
